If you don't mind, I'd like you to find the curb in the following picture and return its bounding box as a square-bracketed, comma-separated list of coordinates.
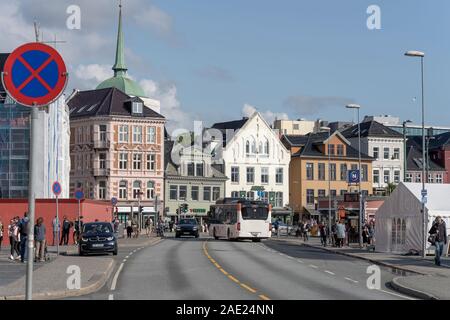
[390, 276, 438, 300]
[271, 238, 426, 275]
[1, 258, 115, 300]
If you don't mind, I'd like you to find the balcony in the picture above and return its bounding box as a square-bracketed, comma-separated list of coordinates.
[92, 168, 110, 177]
[93, 140, 110, 149]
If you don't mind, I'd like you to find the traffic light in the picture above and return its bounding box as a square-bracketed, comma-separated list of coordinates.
[183, 203, 188, 213]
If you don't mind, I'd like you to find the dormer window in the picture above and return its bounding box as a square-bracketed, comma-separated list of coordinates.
[132, 102, 143, 114]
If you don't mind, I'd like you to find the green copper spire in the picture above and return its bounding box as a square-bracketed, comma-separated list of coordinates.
[113, 1, 127, 76]
[96, 0, 146, 97]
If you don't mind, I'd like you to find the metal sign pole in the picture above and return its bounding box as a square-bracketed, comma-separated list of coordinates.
[56, 195, 59, 255]
[78, 199, 81, 241]
[26, 107, 39, 300]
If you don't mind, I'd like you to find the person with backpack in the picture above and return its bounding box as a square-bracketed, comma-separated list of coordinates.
[60, 216, 71, 246]
[19, 212, 29, 263]
[34, 217, 46, 262]
[429, 216, 448, 266]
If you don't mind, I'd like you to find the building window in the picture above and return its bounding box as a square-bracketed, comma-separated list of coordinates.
[247, 191, 255, 200]
[245, 141, 250, 155]
[133, 181, 142, 199]
[340, 190, 347, 196]
[373, 147, 379, 159]
[119, 181, 127, 199]
[99, 181, 106, 199]
[133, 154, 142, 170]
[328, 144, 335, 155]
[231, 191, 239, 198]
[306, 189, 314, 205]
[99, 153, 106, 169]
[337, 145, 344, 156]
[213, 187, 221, 201]
[436, 174, 443, 184]
[415, 173, 422, 183]
[191, 186, 199, 201]
[384, 170, 390, 184]
[187, 163, 195, 176]
[203, 187, 211, 201]
[384, 147, 390, 160]
[393, 148, 400, 160]
[179, 186, 187, 200]
[428, 174, 434, 184]
[318, 163, 325, 181]
[147, 127, 156, 144]
[247, 167, 255, 184]
[261, 167, 269, 184]
[196, 163, 204, 177]
[276, 168, 284, 184]
[293, 124, 299, 130]
[405, 173, 413, 183]
[99, 125, 107, 142]
[264, 139, 270, 155]
[362, 164, 368, 182]
[170, 185, 178, 200]
[340, 164, 347, 181]
[329, 163, 336, 181]
[318, 190, 326, 198]
[231, 167, 239, 183]
[275, 192, 283, 207]
[147, 181, 155, 199]
[373, 170, 380, 184]
[394, 171, 401, 183]
[119, 125, 129, 143]
[306, 163, 314, 180]
[330, 190, 337, 197]
[119, 153, 127, 170]
[133, 126, 142, 143]
[132, 102, 143, 114]
[147, 154, 156, 171]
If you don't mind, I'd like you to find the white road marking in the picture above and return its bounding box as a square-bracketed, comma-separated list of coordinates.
[377, 289, 416, 300]
[297, 259, 304, 263]
[125, 256, 129, 259]
[110, 263, 124, 291]
[122, 259, 127, 263]
[345, 277, 359, 283]
[129, 252, 133, 256]
[309, 265, 318, 269]
[324, 270, 335, 275]
[108, 294, 114, 300]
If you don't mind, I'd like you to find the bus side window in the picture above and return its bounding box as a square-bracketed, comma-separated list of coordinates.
[231, 209, 237, 224]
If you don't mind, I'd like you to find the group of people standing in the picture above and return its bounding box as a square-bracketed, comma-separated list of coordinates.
[52, 215, 84, 246]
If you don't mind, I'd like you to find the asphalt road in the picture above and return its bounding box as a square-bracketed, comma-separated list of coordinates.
[70, 233, 416, 300]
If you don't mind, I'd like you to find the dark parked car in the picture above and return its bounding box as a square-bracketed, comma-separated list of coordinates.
[175, 218, 200, 238]
[79, 222, 118, 256]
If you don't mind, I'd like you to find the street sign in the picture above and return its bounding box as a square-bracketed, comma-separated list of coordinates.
[1, 42, 68, 107]
[111, 197, 118, 206]
[347, 170, 360, 184]
[421, 189, 428, 197]
[52, 181, 62, 196]
[422, 196, 427, 204]
[75, 189, 84, 201]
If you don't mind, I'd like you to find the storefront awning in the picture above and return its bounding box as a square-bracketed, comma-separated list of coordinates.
[304, 207, 321, 216]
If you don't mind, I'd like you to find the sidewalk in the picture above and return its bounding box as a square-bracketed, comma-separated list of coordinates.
[271, 236, 450, 300]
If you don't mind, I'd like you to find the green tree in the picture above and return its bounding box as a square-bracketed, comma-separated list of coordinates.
[385, 182, 397, 196]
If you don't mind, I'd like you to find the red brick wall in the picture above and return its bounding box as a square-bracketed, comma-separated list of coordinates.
[0, 199, 112, 247]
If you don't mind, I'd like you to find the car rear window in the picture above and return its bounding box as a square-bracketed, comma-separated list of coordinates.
[179, 219, 197, 225]
[83, 223, 113, 234]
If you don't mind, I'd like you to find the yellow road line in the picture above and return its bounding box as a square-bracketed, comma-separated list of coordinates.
[240, 283, 257, 293]
[202, 241, 271, 300]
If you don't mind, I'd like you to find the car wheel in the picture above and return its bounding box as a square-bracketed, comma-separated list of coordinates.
[113, 247, 118, 256]
[213, 228, 219, 240]
[79, 248, 84, 256]
[195, 232, 199, 238]
[175, 233, 180, 238]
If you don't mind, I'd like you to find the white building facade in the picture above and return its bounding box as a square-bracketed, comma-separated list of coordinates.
[342, 120, 404, 194]
[209, 112, 290, 209]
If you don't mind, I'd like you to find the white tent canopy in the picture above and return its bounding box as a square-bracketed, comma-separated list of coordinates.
[375, 183, 450, 254]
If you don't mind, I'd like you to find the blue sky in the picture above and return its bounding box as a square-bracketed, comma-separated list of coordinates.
[1, 0, 449, 129]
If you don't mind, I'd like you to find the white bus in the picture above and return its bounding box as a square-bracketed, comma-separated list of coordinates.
[207, 198, 272, 242]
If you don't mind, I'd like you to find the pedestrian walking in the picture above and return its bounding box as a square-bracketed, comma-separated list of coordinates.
[8, 219, 20, 260]
[52, 215, 60, 246]
[126, 219, 133, 238]
[336, 220, 346, 248]
[34, 217, 46, 262]
[145, 217, 151, 236]
[362, 225, 369, 246]
[0, 219, 3, 251]
[303, 221, 310, 242]
[331, 223, 337, 247]
[429, 216, 447, 266]
[368, 222, 375, 245]
[319, 223, 327, 247]
[60, 216, 71, 245]
[18, 212, 29, 263]
[73, 216, 83, 245]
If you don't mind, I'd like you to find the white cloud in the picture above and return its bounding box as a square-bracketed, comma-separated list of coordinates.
[140, 79, 192, 132]
[75, 64, 112, 83]
[134, 5, 173, 37]
[242, 104, 289, 125]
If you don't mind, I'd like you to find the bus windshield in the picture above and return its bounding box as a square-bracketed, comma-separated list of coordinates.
[241, 206, 269, 220]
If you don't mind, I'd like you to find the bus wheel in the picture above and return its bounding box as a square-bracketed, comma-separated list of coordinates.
[213, 228, 219, 240]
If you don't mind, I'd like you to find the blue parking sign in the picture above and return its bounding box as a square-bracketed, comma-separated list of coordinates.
[348, 170, 360, 184]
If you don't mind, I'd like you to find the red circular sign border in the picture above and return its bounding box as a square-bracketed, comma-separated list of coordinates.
[2, 42, 68, 107]
[52, 181, 62, 196]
